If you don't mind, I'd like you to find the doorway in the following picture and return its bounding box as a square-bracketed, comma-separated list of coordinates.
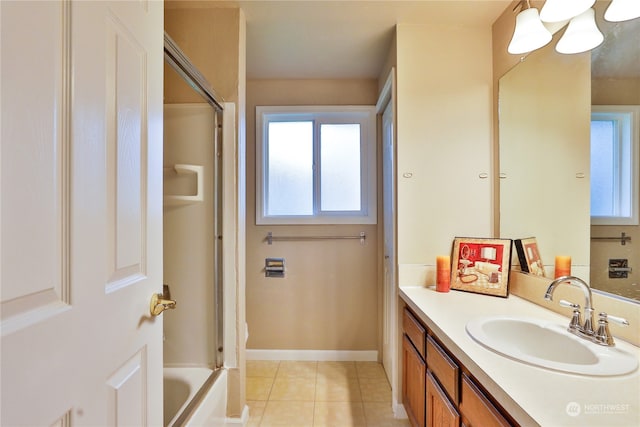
[378, 68, 400, 414]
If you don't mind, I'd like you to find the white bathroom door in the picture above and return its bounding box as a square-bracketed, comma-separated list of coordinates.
[381, 98, 396, 384]
[1, 1, 164, 425]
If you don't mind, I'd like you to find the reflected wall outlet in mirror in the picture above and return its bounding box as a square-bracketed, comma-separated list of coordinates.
[609, 259, 630, 279]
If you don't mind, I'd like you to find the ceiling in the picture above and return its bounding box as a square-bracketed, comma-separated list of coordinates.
[200, 0, 513, 79]
[168, 0, 638, 80]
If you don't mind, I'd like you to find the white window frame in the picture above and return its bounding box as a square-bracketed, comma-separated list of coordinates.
[590, 105, 640, 226]
[256, 105, 377, 225]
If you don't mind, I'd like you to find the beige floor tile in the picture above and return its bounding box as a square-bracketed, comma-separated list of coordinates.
[246, 400, 266, 426]
[356, 362, 388, 380]
[247, 377, 275, 401]
[359, 377, 391, 403]
[276, 361, 318, 379]
[270, 376, 317, 401]
[247, 360, 280, 378]
[244, 361, 403, 426]
[260, 401, 315, 427]
[317, 361, 357, 379]
[363, 402, 411, 427]
[313, 401, 366, 427]
[315, 376, 362, 402]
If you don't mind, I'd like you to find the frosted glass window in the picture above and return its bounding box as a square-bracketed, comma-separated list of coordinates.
[590, 106, 639, 226]
[590, 120, 616, 216]
[320, 124, 361, 211]
[256, 106, 377, 225]
[267, 122, 313, 215]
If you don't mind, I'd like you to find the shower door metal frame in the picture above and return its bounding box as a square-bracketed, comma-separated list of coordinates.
[164, 32, 225, 369]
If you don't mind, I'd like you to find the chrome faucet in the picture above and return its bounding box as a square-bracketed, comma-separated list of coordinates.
[544, 275, 629, 346]
[544, 275, 594, 338]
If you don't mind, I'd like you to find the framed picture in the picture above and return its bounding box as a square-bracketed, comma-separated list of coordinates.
[514, 237, 546, 277]
[450, 237, 512, 298]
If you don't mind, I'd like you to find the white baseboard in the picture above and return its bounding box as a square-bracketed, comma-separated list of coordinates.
[224, 405, 249, 425]
[246, 349, 378, 361]
[393, 402, 408, 419]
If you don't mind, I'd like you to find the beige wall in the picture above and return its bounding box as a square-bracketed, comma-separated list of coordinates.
[592, 78, 640, 105]
[378, 30, 397, 93]
[165, 5, 241, 104]
[395, 23, 494, 285]
[245, 79, 381, 351]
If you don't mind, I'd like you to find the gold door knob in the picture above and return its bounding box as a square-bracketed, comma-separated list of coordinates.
[150, 284, 177, 316]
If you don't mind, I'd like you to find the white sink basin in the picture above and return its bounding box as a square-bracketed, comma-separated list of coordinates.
[466, 315, 638, 376]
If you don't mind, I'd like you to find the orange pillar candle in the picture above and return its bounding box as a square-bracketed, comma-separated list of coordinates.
[436, 255, 451, 292]
[554, 256, 571, 278]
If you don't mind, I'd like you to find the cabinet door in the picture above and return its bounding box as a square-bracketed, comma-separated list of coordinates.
[460, 374, 511, 427]
[426, 370, 460, 427]
[403, 334, 426, 427]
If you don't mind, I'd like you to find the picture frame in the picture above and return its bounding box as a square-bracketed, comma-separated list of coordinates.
[514, 237, 546, 277]
[450, 237, 512, 298]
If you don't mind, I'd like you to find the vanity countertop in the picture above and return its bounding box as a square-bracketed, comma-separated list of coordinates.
[399, 285, 640, 427]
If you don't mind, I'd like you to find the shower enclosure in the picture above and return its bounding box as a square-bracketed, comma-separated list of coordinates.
[162, 33, 225, 426]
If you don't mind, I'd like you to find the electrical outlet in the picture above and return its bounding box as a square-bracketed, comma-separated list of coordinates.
[609, 259, 630, 279]
[265, 258, 285, 278]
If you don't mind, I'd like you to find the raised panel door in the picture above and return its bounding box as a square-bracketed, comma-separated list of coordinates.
[0, 1, 164, 424]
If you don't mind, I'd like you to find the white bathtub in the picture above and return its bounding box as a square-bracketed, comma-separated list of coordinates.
[163, 367, 227, 427]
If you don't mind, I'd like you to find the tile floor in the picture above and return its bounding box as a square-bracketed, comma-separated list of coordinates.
[246, 360, 411, 427]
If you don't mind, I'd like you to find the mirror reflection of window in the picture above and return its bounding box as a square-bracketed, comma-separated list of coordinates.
[590, 105, 640, 225]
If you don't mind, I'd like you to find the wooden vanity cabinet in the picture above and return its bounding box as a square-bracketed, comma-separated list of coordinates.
[403, 307, 426, 358]
[403, 335, 426, 427]
[426, 370, 459, 427]
[426, 335, 459, 403]
[425, 334, 460, 426]
[402, 305, 516, 427]
[459, 374, 511, 427]
[402, 309, 426, 427]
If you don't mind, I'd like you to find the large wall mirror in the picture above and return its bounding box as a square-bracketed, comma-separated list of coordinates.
[499, 1, 639, 302]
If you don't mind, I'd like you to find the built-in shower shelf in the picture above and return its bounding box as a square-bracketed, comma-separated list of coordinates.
[164, 164, 204, 205]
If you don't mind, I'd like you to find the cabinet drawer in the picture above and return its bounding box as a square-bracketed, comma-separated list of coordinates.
[460, 374, 511, 427]
[426, 335, 459, 403]
[403, 308, 426, 359]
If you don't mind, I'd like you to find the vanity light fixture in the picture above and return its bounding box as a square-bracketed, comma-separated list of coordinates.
[540, 0, 595, 23]
[508, 0, 552, 54]
[509, 0, 638, 55]
[556, 8, 604, 54]
[604, 0, 640, 22]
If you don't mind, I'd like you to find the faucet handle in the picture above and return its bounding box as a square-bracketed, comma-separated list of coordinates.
[604, 313, 630, 326]
[559, 300, 582, 332]
[593, 312, 629, 346]
[559, 299, 579, 309]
